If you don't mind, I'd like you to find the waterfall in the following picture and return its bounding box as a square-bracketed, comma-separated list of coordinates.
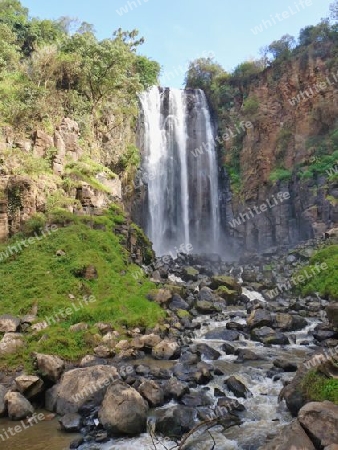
[139, 86, 220, 256]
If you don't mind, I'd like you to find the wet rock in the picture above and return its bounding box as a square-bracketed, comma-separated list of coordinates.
[5, 392, 34, 420]
[195, 343, 221, 360]
[33, 353, 65, 382]
[210, 276, 241, 293]
[274, 313, 307, 331]
[225, 376, 250, 398]
[80, 355, 107, 367]
[259, 419, 315, 449]
[164, 377, 189, 400]
[279, 362, 310, 416]
[99, 380, 149, 436]
[204, 328, 239, 341]
[221, 342, 236, 354]
[198, 286, 216, 302]
[173, 362, 213, 384]
[247, 309, 273, 330]
[154, 406, 195, 438]
[182, 266, 199, 281]
[273, 359, 298, 372]
[298, 401, 338, 448]
[181, 391, 213, 407]
[235, 348, 263, 361]
[169, 294, 189, 311]
[152, 340, 180, 360]
[196, 300, 221, 313]
[215, 286, 239, 304]
[0, 315, 20, 332]
[59, 413, 82, 432]
[15, 375, 44, 399]
[251, 327, 289, 345]
[138, 380, 164, 407]
[56, 365, 119, 415]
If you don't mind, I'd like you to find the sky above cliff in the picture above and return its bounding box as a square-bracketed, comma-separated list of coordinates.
[24, 0, 333, 88]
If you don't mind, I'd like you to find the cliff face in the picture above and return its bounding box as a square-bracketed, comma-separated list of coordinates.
[0, 118, 123, 239]
[221, 46, 338, 252]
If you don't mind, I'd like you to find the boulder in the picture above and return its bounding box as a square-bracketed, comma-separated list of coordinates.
[204, 328, 239, 341]
[15, 375, 44, 399]
[0, 315, 20, 332]
[210, 276, 241, 293]
[138, 380, 164, 407]
[169, 294, 189, 311]
[247, 309, 273, 330]
[33, 353, 65, 382]
[0, 333, 24, 354]
[59, 413, 82, 433]
[56, 365, 119, 415]
[5, 392, 34, 420]
[259, 420, 315, 450]
[152, 340, 180, 360]
[154, 406, 195, 438]
[251, 327, 288, 345]
[99, 380, 148, 436]
[225, 376, 250, 398]
[181, 391, 213, 407]
[298, 401, 338, 448]
[273, 359, 298, 372]
[195, 343, 221, 360]
[164, 377, 189, 400]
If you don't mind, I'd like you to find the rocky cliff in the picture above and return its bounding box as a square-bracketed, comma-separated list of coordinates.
[220, 42, 338, 253]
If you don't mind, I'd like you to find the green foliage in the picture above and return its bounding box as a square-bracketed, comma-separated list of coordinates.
[295, 245, 338, 300]
[135, 55, 160, 89]
[269, 168, 292, 183]
[242, 96, 260, 116]
[301, 370, 338, 404]
[266, 34, 296, 60]
[64, 157, 116, 193]
[0, 207, 164, 369]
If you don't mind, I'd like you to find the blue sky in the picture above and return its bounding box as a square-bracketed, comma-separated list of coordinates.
[23, 0, 333, 88]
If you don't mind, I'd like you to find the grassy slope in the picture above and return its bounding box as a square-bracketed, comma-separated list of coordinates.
[0, 207, 165, 370]
[301, 371, 338, 405]
[296, 245, 338, 300]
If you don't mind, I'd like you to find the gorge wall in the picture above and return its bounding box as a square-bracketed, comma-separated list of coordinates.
[216, 43, 338, 253]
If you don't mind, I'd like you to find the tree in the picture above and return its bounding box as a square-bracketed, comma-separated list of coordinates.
[267, 34, 296, 60]
[185, 57, 225, 91]
[330, 0, 338, 21]
[134, 55, 160, 89]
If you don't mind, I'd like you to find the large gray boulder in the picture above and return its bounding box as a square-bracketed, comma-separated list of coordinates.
[99, 380, 149, 436]
[56, 365, 120, 415]
[15, 375, 44, 399]
[259, 420, 315, 449]
[5, 392, 34, 420]
[298, 401, 338, 448]
[33, 353, 65, 382]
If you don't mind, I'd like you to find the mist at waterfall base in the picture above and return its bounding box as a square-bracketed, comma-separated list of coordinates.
[139, 86, 224, 258]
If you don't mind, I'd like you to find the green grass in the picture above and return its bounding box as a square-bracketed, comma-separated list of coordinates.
[301, 370, 338, 404]
[295, 245, 338, 300]
[0, 207, 165, 370]
[269, 167, 292, 183]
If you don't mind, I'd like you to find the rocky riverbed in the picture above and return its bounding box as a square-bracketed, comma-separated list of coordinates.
[0, 238, 337, 450]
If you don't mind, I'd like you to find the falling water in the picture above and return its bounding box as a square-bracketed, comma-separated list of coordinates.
[139, 86, 220, 256]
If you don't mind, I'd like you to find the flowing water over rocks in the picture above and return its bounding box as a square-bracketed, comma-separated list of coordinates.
[64, 241, 336, 450]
